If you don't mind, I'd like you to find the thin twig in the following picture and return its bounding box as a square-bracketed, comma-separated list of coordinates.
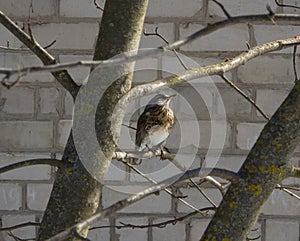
[1, 14, 300, 77]
[0, 159, 66, 175]
[44, 40, 57, 49]
[211, 0, 231, 18]
[0, 222, 40, 232]
[189, 178, 217, 208]
[275, 0, 300, 10]
[122, 123, 137, 131]
[293, 46, 298, 81]
[220, 74, 270, 120]
[119, 159, 209, 215]
[93, 0, 104, 11]
[90, 207, 214, 231]
[46, 167, 239, 241]
[7, 231, 35, 241]
[275, 184, 300, 200]
[1, 72, 25, 89]
[143, 27, 188, 70]
[0, 11, 79, 98]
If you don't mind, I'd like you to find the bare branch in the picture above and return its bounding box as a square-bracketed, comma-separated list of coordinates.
[275, 0, 300, 10]
[90, 207, 214, 231]
[113, 149, 186, 171]
[115, 37, 300, 116]
[220, 74, 270, 120]
[46, 167, 239, 241]
[1, 14, 300, 77]
[0, 222, 40, 232]
[275, 184, 300, 201]
[0, 10, 79, 98]
[211, 0, 231, 18]
[0, 158, 66, 175]
[293, 46, 298, 81]
[93, 0, 104, 11]
[144, 27, 188, 69]
[119, 158, 209, 215]
[189, 178, 217, 208]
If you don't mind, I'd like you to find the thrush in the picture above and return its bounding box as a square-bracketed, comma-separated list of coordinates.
[132, 94, 176, 164]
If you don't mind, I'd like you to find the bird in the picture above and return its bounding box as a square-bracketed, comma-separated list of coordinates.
[132, 94, 176, 164]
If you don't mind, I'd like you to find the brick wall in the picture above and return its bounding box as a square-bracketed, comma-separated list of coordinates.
[0, 0, 299, 240]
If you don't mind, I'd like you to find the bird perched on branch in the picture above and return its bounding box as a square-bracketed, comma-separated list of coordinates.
[132, 94, 176, 164]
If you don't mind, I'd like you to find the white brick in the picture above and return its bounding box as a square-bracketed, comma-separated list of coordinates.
[0, 183, 22, 210]
[60, 0, 104, 18]
[282, 0, 300, 13]
[236, 123, 265, 150]
[265, 219, 299, 241]
[254, 25, 300, 54]
[0, 53, 53, 82]
[115, 217, 148, 241]
[27, 183, 53, 211]
[256, 88, 291, 116]
[215, 155, 246, 172]
[208, 0, 280, 17]
[140, 23, 174, 48]
[0, 0, 56, 18]
[173, 86, 215, 119]
[32, 23, 98, 50]
[56, 120, 72, 149]
[102, 186, 171, 213]
[0, 121, 53, 150]
[128, 156, 184, 182]
[104, 159, 127, 181]
[262, 189, 300, 216]
[0, 25, 22, 48]
[87, 219, 110, 241]
[238, 55, 294, 84]
[39, 87, 60, 115]
[1, 86, 34, 114]
[180, 24, 249, 51]
[1, 215, 36, 241]
[217, 88, 252, 116]
[169, 120, 231, 151]
[190, 219, 210, 241]
[59, 55, 92, 85]
[147, 0, 202, 17]
[177, 188, 222, 212]
[152, 217, 186, 241]
[0, 153, 51, 180]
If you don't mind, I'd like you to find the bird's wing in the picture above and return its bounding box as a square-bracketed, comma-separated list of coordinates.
[135, 106, 161, 149]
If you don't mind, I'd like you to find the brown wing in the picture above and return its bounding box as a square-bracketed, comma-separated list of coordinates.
[135, 106, 162, 148]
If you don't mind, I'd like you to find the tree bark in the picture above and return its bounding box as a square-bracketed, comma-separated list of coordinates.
[201, 79, 300, 240]
[37, 0, 148, 239]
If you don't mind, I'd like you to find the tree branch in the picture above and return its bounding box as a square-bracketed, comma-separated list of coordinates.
[116, 36, 300, 114]
[90, 207, 214, 230]
[1, 14, 300, 77]
[0, 222, 40, 232]
[0, 158, 66, 175]
[275, 184, 300, 201]
[46, 167, 238, 241]
[0, 10, 79, 99]
[220, 74, 270, 120]
[118, 158, 209, 214]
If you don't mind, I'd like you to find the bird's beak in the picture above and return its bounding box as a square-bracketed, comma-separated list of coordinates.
[167, 94, 176, 100]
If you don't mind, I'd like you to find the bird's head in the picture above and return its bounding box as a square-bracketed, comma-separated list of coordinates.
[147, 94, 176, 107]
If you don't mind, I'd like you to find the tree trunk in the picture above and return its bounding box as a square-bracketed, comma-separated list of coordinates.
[37, 0, 148, 239]
[201, 79, 300, 240]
